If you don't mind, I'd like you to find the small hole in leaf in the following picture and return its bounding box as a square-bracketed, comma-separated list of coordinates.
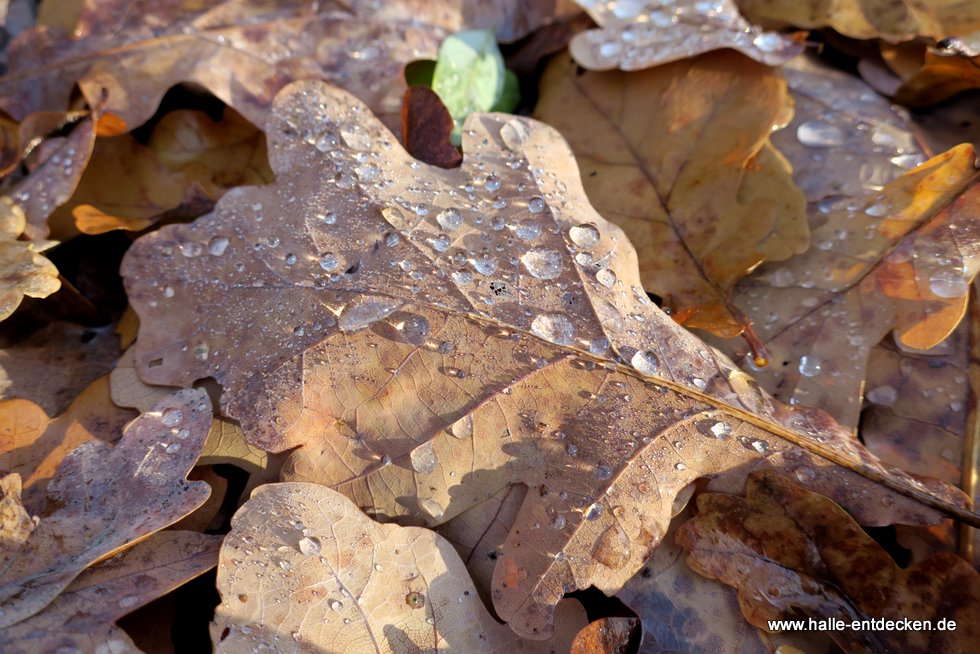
[149, 358, 164, 368]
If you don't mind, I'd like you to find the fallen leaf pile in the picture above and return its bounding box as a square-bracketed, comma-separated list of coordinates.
[1, 0, 980, 651]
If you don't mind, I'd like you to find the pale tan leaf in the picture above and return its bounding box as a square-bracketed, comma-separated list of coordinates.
[0, 389, 212, 628]
[213, 482, 587, 653]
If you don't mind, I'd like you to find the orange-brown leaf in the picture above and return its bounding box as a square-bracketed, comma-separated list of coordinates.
[401, 86, 462, 169]
[676, 471, 980, 654]
[534, 51, 808, 337]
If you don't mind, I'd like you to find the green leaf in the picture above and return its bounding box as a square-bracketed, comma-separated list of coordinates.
[404, 59, 436, 88]
[491, 69, 520, 113]
[432, 29, 507, 145]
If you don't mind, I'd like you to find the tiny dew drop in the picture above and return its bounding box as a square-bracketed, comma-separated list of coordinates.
[329, 599, 344, 611]
[298, 536, 321, 556]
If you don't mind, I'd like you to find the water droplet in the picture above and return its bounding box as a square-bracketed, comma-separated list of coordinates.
[164, 442, 181, 454]
[339, 129, 372, 151]
[329, 599, 344, 611]
[393, 313, 430, 345]
[450, 415, 474, 439]
[797, 120, 847, 147]
[798, 355, 822, 377]
[410, 441, 438, 474]
[866, 385, 897, 406]
[531, 312, 575, 345]
[631, 350, 660, 375]
[161, 408, 182, 427]
[528, 197, 546, 213]
[595, 465, 612, 480]
[315, 133, 338, 152]
[520, 248, 562, 279]
[118, 595, 140, 609]
[584, 502, 603, 521]
[208, 237, 229, 256]
[321, 211, 338, 225]
[471, 254, 498, 276]
[484, 175, 501, 191]
[298, 536, 321, 556]
[319, 253, 341, 272]
[566, 443, 578, 456]
[436, 207, 462, 231]
[794, 466, 816, 483]
[708, 421, 731, 439]
[180, 242, 203, 258]
[553, 514, 566, 530]
[752, 32, 784, 53]
[599, 41, 621, 58]
[437, 341, 454, 354]
[675, 462, 686, 471]
[595, 268, 616, 288]
[593, 524, 629, 569]
[929, 269, 968, 298]
[500, 118, 530, 150]
[338, 297, 402, 332]
[569, 223, 600, 249]
[285, 253, 297, 265]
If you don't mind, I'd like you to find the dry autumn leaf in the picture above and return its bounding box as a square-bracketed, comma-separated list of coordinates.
[0, 376, 135, 513]
[0, 321, 120, 416]
[724, 145, 980, 430]
[213, 481, 588, 653]
[570, 0, 802, 71]
[534, 51, 808, 340]
[676, 471, 980, 653]
[736, 0, 980, 41]
[0, 530, 222, 653]
[122, 80, 975, 638]
[0, 388, 211, 629]
[0, 0, 566, 134]
[0, 197, 59, 321]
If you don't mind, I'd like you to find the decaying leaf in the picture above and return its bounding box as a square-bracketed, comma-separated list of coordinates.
[51, 108, 274, 238]
[0, 321, 120, 416]
[0, 0, 562, 133]
[0, 474, 36, 553]
[213, 481, 588, 653]
[772, 54, 926, 204]
[0, 197, 60, 321]
[401, 86, 463, 169]
[676, 471, 980, 653]
[570, 617, 639, 654]
[570, 0, 802, 71]
[736, 0, 980, 41]
[0, 388, 211, 628]
[122, 80, 976, 638]
[0, 530, 222, 652]
[724, 145, 980, 429]
[535, 51, 808, 338]
[0, 376, 136, 513]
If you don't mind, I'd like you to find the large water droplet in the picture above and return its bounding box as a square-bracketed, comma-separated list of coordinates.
[520, 248, 562, 280]
[797, 120, 846, 147]
[393, 313, 430, 345]
[569, 223, 600, 249]
[339, 297, 402, 332]
[500, 118, 531, 150]
[929, 269, 968, 298]
[631, 350, 660, 375]
[298, 536, 321, 556]
[593, 524, 629, 569]
[319, 253, 341, 272]
[531, 313, 575, 345]
[450, 415, 473, 439]
[436, 208, 462, 231]
[798, 355, 822, 377]
[595, 268, 616, 288]
[410, 441, 438, 474]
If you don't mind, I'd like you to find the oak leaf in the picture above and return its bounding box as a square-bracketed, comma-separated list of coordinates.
[120, 80, 976, 637]
[0, 530, 222, 653]
[676, 471, 980, 653]
[0, 321, 120, 416]
[0, 197, 60, 321]
[723, 145, 980, 430]
[213, 481, 588, 653]
[735, 0, 980, 42]
[570, 0, 802, 71]
[534, 51, 808, 338]
[0, 388, 212, 628]
[0, 376, 136, 513]
[0, 0, 564, 133]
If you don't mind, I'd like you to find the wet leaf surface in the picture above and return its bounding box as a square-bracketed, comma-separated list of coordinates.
[0, 388, 211, 628]
[676, 471, 980, 653]
[570, 0, 802, 71]
[0, 198, 60, 321]
[122, 79, 973, 639]
[213, 481, 588, 653]
[0, 530, 221, 653]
